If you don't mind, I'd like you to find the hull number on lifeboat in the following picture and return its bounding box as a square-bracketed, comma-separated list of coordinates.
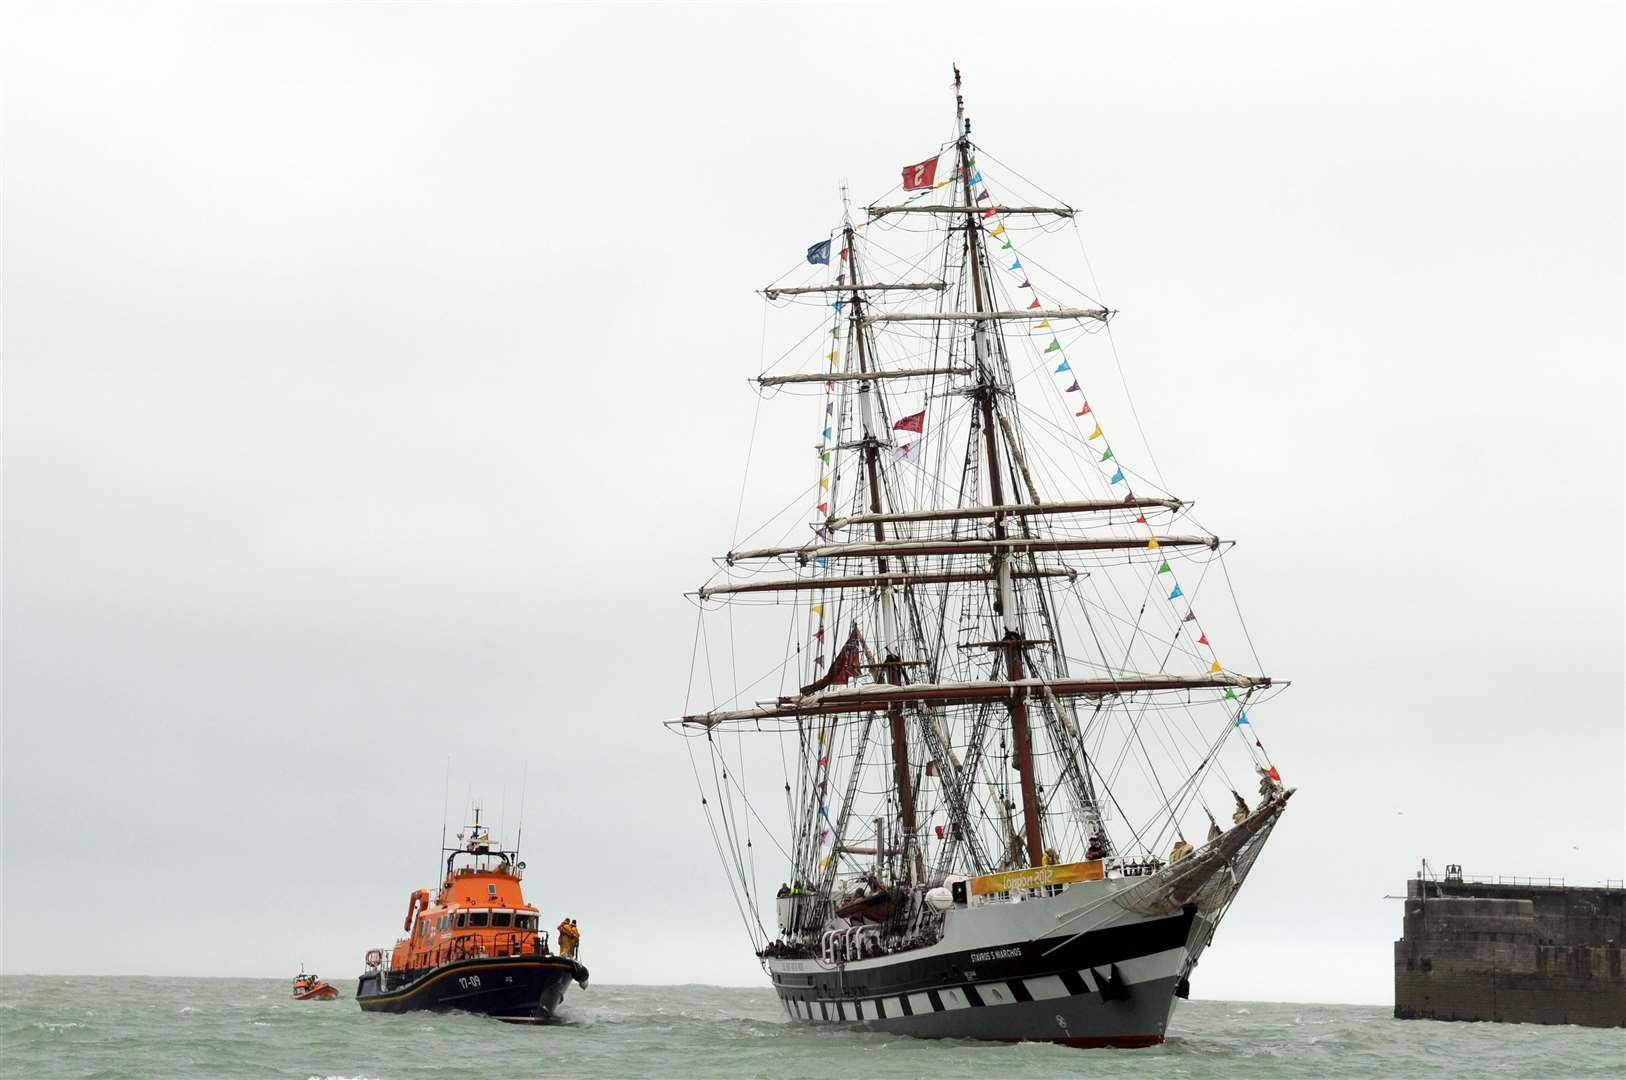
[458, 975, 483, 990]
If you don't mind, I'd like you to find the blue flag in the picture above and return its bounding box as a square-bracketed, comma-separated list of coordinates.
[1055, 360, 1071, 373]
[1109, 468, 1125, 484]
[807, 240, 832, 265]
[1168, 584, 1183, 599]
[1235, 712, 1250, 726]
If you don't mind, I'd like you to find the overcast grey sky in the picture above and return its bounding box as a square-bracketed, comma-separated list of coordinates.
[4, 2, 1621, 1005]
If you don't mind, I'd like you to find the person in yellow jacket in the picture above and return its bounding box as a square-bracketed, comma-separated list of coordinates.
[557, 918, 579, 958]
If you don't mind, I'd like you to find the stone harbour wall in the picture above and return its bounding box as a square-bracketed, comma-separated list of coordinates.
[1394, 878, 1625, 1028]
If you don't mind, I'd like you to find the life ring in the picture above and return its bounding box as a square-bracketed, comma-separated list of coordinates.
[364, 948, 384, 968]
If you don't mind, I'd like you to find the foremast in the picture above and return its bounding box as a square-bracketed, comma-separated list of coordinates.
[953, 69, 1046, 869]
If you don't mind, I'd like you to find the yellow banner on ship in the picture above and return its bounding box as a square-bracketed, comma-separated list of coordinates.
[969, 860, 1104, 896]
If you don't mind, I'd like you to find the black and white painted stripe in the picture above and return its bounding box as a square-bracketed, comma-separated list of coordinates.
[780, 945, 1186, 1025]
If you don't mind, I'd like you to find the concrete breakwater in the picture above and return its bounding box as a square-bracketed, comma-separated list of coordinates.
[1394, 869, 1624, 1028]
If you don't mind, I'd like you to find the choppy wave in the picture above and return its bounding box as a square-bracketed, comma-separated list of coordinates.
[0, 976, 1619, 1079]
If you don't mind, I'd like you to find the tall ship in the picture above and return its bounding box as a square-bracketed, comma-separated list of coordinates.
[669, 68, 1292, 1048]
[356, 810, 588, 1023]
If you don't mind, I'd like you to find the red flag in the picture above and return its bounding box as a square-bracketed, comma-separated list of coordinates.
[1135, 515, 1147, 524]
[934, 824, 945, 839]
[1076, 401, 1091, 417]
[1267, 765, 1282, 782]
[817, 502, 828, 514]
[801, 625, 864, 694]
[893, 410, 926, 433]
[1027, 298, 1042, 310]
[1197, 633, 1209, 645]
[982, 207, 997, 218]
[901, 156, 940, 191]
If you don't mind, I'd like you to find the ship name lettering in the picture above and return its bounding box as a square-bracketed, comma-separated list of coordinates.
[969, 947, 1022, 962]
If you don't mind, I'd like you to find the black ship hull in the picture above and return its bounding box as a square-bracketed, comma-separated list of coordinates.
[356, 955, 588, 1024]
[769, 904, 1201, 1048]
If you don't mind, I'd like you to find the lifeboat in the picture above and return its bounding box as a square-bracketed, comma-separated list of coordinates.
[355, 810, 589, 1023]
[291, 969, 338, 1000]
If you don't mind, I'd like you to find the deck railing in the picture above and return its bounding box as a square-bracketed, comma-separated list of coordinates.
[375, 931, 555, 988]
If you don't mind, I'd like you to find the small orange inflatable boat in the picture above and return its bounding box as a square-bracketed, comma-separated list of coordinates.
[291, 969, 338, 1000]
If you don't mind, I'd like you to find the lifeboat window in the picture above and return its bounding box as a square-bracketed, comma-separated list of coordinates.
[516, 915, 537, 931]
[492, 912, 512, 928]
[468, 912, 489, 927]
[455, 912, 466, 928]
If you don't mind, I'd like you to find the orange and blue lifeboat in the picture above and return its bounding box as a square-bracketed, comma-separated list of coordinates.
[355, 822, 588, 1023]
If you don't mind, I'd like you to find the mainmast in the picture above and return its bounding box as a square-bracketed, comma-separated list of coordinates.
[844, 214, 921, 884]
[956, 67, 1045, 867]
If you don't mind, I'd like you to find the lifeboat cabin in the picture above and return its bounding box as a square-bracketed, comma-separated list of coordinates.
[356, 815, 588, 1023]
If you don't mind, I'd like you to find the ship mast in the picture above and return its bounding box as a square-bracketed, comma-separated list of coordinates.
[844, 212, 922, 885]
[956, 67, 1045, 867]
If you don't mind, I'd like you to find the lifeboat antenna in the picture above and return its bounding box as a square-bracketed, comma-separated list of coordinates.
[516, 762, 529, 861]
[437, 759, 451, 886]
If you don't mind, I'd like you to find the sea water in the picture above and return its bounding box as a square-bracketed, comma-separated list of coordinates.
[1, 977, 1620, 1079]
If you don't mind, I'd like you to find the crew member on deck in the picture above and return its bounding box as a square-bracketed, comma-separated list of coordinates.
[558, 917, 579, 958]
[1085, 835, 1106, 861]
